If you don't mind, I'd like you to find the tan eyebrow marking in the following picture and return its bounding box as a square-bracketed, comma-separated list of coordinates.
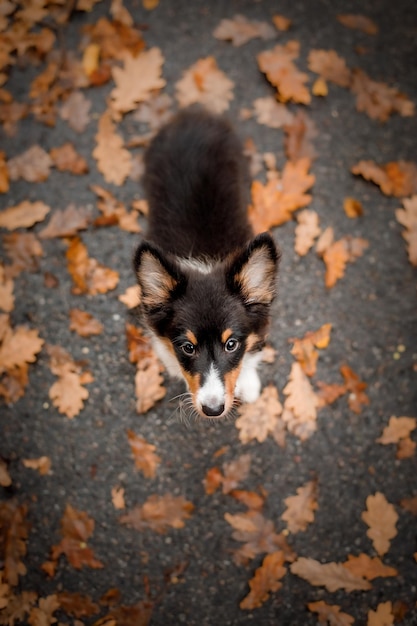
[221, 328, 233, 344]
[185, 330, 198, 345]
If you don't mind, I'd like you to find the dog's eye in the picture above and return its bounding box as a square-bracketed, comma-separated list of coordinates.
[225, 338, 239, 353]
[181, 342, 195, 356]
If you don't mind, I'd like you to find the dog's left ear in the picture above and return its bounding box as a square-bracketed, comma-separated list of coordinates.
[228, 233, 280, 305]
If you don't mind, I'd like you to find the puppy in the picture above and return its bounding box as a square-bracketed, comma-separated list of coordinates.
[134, 107, 280, 419]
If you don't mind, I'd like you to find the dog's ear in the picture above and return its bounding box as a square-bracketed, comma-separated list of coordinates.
[228, 233, 280, 305]
[134, 242, 184, 309]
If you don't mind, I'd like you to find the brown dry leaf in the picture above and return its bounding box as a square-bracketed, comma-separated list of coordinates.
[60, 91, 92, 133]
[92, 184, 140, 233]
[176, 56, 234, 114]
[272, 15, 292, 31]
[367, 601, 395, 626]
[111, 486, 126, 511]
[248, 158, 315, 233]
[0, 362, 29, 405]
[396, 436, 416, 459]
[229, 490, 265, 511]
[240, 551, 286, 610]
[39, 204, 90, 239]
[400, 496, 417, 516]
[377, 415, 416, 444]
[213, 14, 275, 47]
[22, 457, 51, 476]
[308, 601, 355, 626]
[322, 239, 350, 288]
[0, 569, 9, 608]
[284, 110, 318, 162]
[203, 467, 224, 495]
[316, 381, 348, 408]
[82, 42, 100, 77]
[294, 209, 320, 256]
[0, 323, 43, 374]
[362, 493, 398, 556]
[352, 160, 417, 197]
[118, 285, 141, 308]
[0, 151, 9, 192]
[343, 553, 398, 580]
[0, 459, 11, 487]
[281, 480, 318, 533]
[221, 454, 252, 494]
[0, 200, 50, 230]
[120, 494, 194, 534]
[307, 49, 351, 87]
[290, 323, 332, 377]
[126, 324, 153, 364]
[7, 145, 52, 182]
[396, 195, 417, 266]
[340, 364, 369, 413]
[350, 69, 414, 122]
[50, 504, 104, 571]
[56, 591, 100, 619]
[110, 48, 166, 114]
[283, 362, 319, 438]
[253, 96, 294, 129]
[257, 41, 310, 104]
[312, 77, 328, 97]
[135, 356, 166, 414]
[28, 594, 60, 626]
[47, 344, 93, 418]
[0, 501, 29, 586]
[66, 237, 119, 295]
[83, 16, 145, 61]
[69, 308, 103, 337]
[235, 384, 283, 444]
[93, 110, 132, 185]
[0, 265, 14, 312]
[49, 143, 89, 175]
[337, 13, 378, 35]
[127, 430, 161, 478]
[344, 197, 364, 218]
[225, 510, 295, 566]
[290, 557, 371, 592]
[2, 232, 43, 278]
[133, 92, 173, 131]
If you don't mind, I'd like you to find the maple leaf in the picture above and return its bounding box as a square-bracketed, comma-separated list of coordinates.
[127, 430, 161, 478]
[248, 158, 315, 233]
[367, 601, 395, 626]
[396, 195, 417, 266]
[308, 49, 351, 88]
[7, 145, 52, 182]
[0, 200, 50, 230]
[59, 91, 92, 133]
[281, 480, 318, 533]
[257, 41, 311, 104]
[0, 323, 43, 374]
[307, 601, 354, 626]
[120, 494, 194, 534]
[39, 204, 90, 239]
[377, 415, 416, 444]
[290, 557, 371, 592]
[93, 110, 132, 185]
[110, 48, 166, 114]
[284, 110, 318, 162]
[49, 142, 89, 175]
[66, 236, 119, 295]
[352, 160, 417, 197]
[22, 457, 52, 476]
[0, 501, 29, 586]
[290, 323, 332, 377]
[343, 554, 398, 580]
[28, 594, 60, 626]
[240, 551, 286, 610]
[235, 385, 283, 444]
[361, 493, 398, 556]
[340, 364, 369, 413]
[282, 362, 319, 439]
[350, 69, 415, 122]
[69, 308, 103, 337]
[253, 97, 294, 129]
[213, 14, 275, 47]
[337, 13, 378, 35]
[175, 56, 234, 114]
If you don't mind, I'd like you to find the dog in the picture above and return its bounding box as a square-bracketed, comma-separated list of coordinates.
[134, 107, 280, 419]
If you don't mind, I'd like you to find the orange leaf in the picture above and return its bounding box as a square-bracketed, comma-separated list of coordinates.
[343, 554, 397, 580]
[396, 195, 417, 266]
[272, 15, 292, 31]
[66, 237, 119, 295]
[240, 551, 286, 609]
[340, 364, 369, 413]
[235, 384, 283, 444]
[176, 56, 234, 114]
[213, 15, 274, 47]
[49, 142, 89, 175]
[22, 457, 51, 476]
[69, 309, 103, 337]
[39, 204, 90, 239]
[361, 493, 398, 556]
[367, 601, 395, 626]
[308, 601, 354, 626]
[0, 324, 43, 374]
[284, 110, 318, 162]
[127, 430, 161, 478]
[50, 504, 103, 571]
[344, 197, 364, 218]
[377, 416, 416, 444]
[283, 363, 319, 437]
[308, 49, 351, 87]
[257, 41, 310, 104]
[120, 494, 194, 534]
[7, 145, 52, 182]
[290, 557, 371, 592]
[290, 323, 332, 377]
[59, 91, 92, 133]
[281, 480, 318, 533]
[337, 13, 378, 35]
[0, 201, 50, 230]
[203, 467, 223, 495]
[93, 110, 132, 185]
[352, 159, 417, 197]
[0, 501, 29, 586]
[253, 96, 294, 129]
[350, 69, 414, 122]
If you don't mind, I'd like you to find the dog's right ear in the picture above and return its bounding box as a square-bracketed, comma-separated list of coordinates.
[134, 242, 184, 309]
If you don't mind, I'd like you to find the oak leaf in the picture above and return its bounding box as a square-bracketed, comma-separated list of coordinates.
[7, 145, 52, 182]
[0, 265, 14, 312]
[352, 160, 417, 197]
[350, 69, 414, 122]
[91, 184, 140, 233]
[377, 415, 416, 444]
[39, 204, 90, 238]
[111, 486, 126, 511]
[318, 235, 369, 288]
[284, 110, 318, 162]
[308, 49, 351, 87]
[253, 96, 294, 129]
[240, 551, 286, 609]
[28, 595, 59, 626]
[343, 553, 397, 580]
[290, 323, 332, 376]
[93, 110, 132, 185]
[22, 457, 51, 475]
[400, 496, 417, 516]
[316, 381, 348, 408]
[175, 56, 234, 114]
[283, 363, 319, 438]
[307, 601, 354, 626]
[56, 591, 100, 619]
[235, 385, 283, 444]
[344, 197, 364, 218]
[120, 494, 194, 534]
[337, 13, 378, 35]
[0, 151, 9, 192]
[0, 459, 12, 487]
[83, 16, 145, 61]
[281, 480, 318, 533]
[396, 195, 417, 266]
[60, 90, 92, 133]
[50, 504, 103, 571]
[0, 201, 50, 230]
[367, 601, 395, 626]
[213, 14, 275, 47]
[0, 501, 29, 586]
[0, 324, 43, 374]
[47, 344, 93, 418]
[229, 490, 265, 511]
[135, 357, 166, 414]
[257, 41, 310, 104]
[290, 557, 371, 592]
[127, 430, 161, 478]
[248, 158, 315, 233]
[203, 467, 224, 495]
[66, 237, 119, 295]
[295, 210, 320, 256]
[340, 364, 369, 413]
[362, 493, 398, 556]
[69, 308, 103, 337]
[49, 142, 89, 175]
[272, 15, 292, 31]
[2, 232, 43, 278]
[118, 285, 141, 308]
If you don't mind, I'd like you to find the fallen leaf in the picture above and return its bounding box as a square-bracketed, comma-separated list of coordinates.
[0, 151, 9, 192]
[361, 493, 398, 556]
[235, 384, 283, 444]
[283, 362, 319, 438]
[0, 265, 14, 312]
[39, 204, 90, 238]
[257, 41, 310, 104]
[396, 195, 417, 266]
[396, 436, 416, 459]
[49, 142, 89, 175]
[127, 430, 161, 478]
[281, 480, 318, 533]
[203, 467, 224, 495]
[229, 490, 265, 511]
[0, 324, 43, 374]
[66, 237, 119, 295]
[56, 591, 100, 619]
[176, 56, 234, 114]
[343, 553, 398, 580]
[133, 92, 173, 131]
[240, 551, 286, 609]
[220, 454, 252, 494]
[312, 76, 328, 96]
[308, 600, 355, 626]
[0, 201, 50, 230]
[22, 457, 51, 475]
[352, 160, 417, 197]
[337, 13, 378, 35]
[93, 110, 132, 185]
[294, 209, 321, 256]
[28, 594, 60, 626]
[0, 501, 29, 586]
[344, 197, 364, 218]
[120, 494, 194, 534]
[47, 344, 93, 418]
[308, 49, 351, 88]
[290, 323, 332, 377]
[60, 91, 92, 133]
[340, 364, 369, 413]
[318, 235, 369, 288]
[316, 381, 348, 408]
[350, 69, 414, 122]
[118, 285, 141, 308]
[0, 459, 11, 487]
[377, 415, 416, 444]
[213, 14, 275, 47]
[111, 487, 126, 511]
[290, 557, 371, 591]
[400, 496, 417, 516]
[69, 309, 104, 337]
[2, 232, 43, 278]
[253, 96, 294, 129]
[135, 357, 166, 414]
[367, 601, 395, 626]
[7, 145, 52, 182]
[284, 110, 318, 162]
[272, 15, 292, 31]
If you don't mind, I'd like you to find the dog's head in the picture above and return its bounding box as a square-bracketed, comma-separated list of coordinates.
[134, 233, 280, 418]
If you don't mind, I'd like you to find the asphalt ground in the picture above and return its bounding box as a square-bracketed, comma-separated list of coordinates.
[1, 1, 417, 624]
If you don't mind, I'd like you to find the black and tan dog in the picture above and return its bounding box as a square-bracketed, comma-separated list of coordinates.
[134, 107, 280, 419]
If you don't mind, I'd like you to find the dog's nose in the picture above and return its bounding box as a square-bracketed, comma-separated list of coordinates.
[201, 403, 225, 417]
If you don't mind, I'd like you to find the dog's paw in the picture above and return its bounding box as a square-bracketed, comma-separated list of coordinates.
[235, 369, 261, 404]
